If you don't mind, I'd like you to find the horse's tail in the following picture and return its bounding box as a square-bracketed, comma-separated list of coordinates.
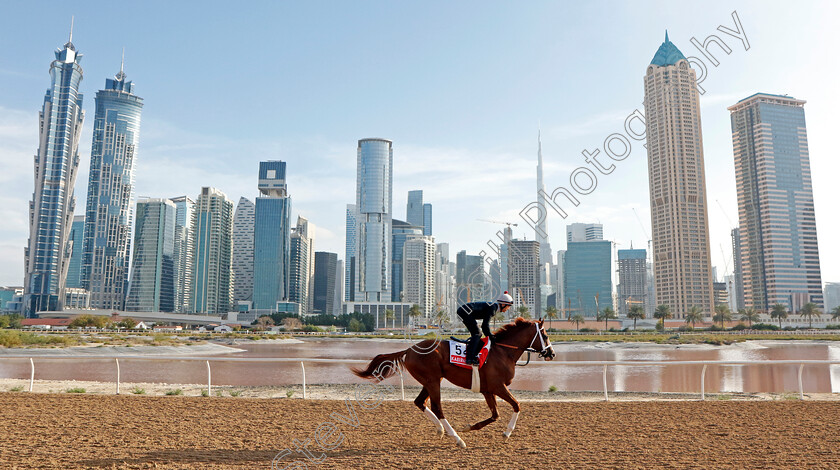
[352, 349, 408, 380]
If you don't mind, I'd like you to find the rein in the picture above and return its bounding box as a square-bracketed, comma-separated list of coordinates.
[493, 323, 551, 366]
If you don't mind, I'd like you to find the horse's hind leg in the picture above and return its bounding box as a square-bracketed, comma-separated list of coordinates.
[496, 385, 521, 438]
[428, 381, 466, 448]
[414, 387, 443, 437]
[463, 392, 499, 432]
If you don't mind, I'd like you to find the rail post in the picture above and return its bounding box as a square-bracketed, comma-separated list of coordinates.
[29, 358, 34, 392]
[602, 365, 609, 402]
[115, 358, 120, 395]
[300, 362, 306, 399]
[206, 360, 211, 396]
[798, 363, 804, 400]
[700, 364, 707, 400]
[398, 367, 405, 401]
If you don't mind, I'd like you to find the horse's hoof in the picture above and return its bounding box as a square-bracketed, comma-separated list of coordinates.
[436, 430, 444, 438]
[503, 431, 512, 439]
[461, 424, 472, 432]
[456, 439, 467, 449]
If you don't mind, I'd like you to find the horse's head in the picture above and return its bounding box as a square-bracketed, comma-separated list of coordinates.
[496, 318, 555, 360]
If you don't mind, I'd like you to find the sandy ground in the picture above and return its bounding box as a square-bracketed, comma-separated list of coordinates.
[1, 393, 839, 469]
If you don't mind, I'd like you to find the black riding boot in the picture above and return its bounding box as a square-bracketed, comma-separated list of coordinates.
[465, 335, 481, 365]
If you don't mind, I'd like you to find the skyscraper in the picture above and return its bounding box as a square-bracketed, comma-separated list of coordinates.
[406, 190, 423, 228]
[536, 131, 552, 266]
[456, 250, 484, 305]
[24, 29, 85, 316]
[403, 235, 436, 317]
[730, 227, 745, 311]
[618, 248, 647, 317]
[289, 216, 314, 314]
[354, 138, 393, 302]
[509, 240, 540, 316]
[566, 223, 604, 243]
[391, 219, 423, 302]
[313, 252, 338, 315]
[170, 196, 194, 313]
[728, 93, 824, 311]
[423, 203, 433, 236]
[232, 197, 255, 303]
[125, 198, 175, 312]
[190, 187, 234, 314]
[643, 32, 714, 319]
[65, 216, 85, 289]
[344, 204, 357, 301]
[564, 240, 613, 317]
[825, 283, 840, 313]
[81, 56, 144, 311]
[252, 161, 292, 310]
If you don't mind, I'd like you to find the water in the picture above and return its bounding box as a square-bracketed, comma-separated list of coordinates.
[1, 338, 839, 394]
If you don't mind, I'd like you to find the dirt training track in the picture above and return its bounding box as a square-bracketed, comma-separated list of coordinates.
[1, 394, 839, 469]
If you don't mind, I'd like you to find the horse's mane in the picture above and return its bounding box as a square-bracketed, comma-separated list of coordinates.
[493, 317, 535, 340]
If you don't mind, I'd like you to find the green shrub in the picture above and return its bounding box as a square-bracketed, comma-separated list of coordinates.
[708, 325, 725, 331]
[201, 389, 209, 397]
[286, 390, 294, 398]
[65, 387, 86, 393]
[731, 324, 747, 331]
[548, 385, 558, 392]
[215, 390, 224, 397]
[579, 328, 596, 333]
[9, 386, 23, 392]
[165, 389, 183, 396]
[825, 324, 840, 330]
[229, 390, 242, 397]
[752, 323, 780, 331]
[130, 387, 146, 395]
[677, 325, 694, 332]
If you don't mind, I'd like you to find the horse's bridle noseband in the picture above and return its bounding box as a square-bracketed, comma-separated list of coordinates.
[526, 323, 553, 358]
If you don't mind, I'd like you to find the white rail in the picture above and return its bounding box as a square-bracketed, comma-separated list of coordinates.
[7, 356, 840, 401]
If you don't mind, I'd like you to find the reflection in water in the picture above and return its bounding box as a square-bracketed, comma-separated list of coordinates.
[1, 339, 839, 394]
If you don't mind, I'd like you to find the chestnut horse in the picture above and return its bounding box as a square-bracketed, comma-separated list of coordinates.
[353, 318, 555, 448]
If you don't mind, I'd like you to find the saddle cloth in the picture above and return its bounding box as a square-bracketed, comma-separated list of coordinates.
[448, 338, 491, 369]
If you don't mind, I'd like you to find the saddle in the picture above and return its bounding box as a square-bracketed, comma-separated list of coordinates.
[448, 337, 491, 370]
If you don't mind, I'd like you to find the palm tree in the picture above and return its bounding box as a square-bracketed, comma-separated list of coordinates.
[740, 308, 760, 328]
[408, 304, 423, 330]
[492, 310, 506, 326]
[596, 306, 617, 331]
[684, 305, 703, 329]
[798, 302, 821, 329]
[517, 305, 531, 320]
[713, 304, 733, 328]
[434, 309, 448, 328]
[544, 306, 559, 331]
[570, 313, 585, 331]
[653, 304, 672, 330]
[627, 305, 645, 330]
[385, 309, 395, 329]
[831, 306, 840, 323]
[770, 303, 789, 329]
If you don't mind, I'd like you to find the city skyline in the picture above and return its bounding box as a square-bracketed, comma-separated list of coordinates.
[1, 3, 838, 292]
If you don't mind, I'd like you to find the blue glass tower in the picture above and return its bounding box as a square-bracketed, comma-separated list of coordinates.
[81, 55, 144, 310]
[354, 139, 392, 302]
[564, 240, 613, 317]
[65, 216, 85, 288]
[24, 29, 85, 316]
[252, 161, 292, 310]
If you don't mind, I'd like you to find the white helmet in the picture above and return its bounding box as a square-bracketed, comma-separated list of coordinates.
[497, 291, 513, 305]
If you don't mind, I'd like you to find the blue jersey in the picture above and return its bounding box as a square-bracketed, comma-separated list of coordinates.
[457, 301, 500, 337]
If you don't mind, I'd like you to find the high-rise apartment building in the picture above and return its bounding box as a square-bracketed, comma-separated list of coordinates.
[618, 249, 648, 317]
[422, 203, 432, 236]
[407, 190, 423, 229]
[290, 216, 314, 314]
[730, 227, 745, 311]
[456, 250, 484, 306]
[66, 216, 85, 289]
[354, 139, 392, 302]
[824, 283, 840, 313]
[232, 197, 255, 303]
[509, 240, 540, 316]
[643, 32, 714, 319]
[566, 223, 604, 243]
[313, 252, 338, 315]
[126, 198, 175, 312]
[564, 240, 613, 317]
[80, 60, 144, 311]
[24, 31, 85, 316]
[728, 93, 824, 312]
[344, 204, 357, 301]
[435, 242, 456, 319]
[391, 219, 424, 302]
[170, 196, 194, 313]
[403, 235, 436, 317]
[253, 161, 292, 310]
[190, 187, 233, 314]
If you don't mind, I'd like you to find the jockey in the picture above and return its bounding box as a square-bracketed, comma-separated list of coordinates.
[457, 291, 514, 365]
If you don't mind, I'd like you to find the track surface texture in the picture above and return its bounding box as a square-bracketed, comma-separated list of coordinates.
[1, 393, 839, 469]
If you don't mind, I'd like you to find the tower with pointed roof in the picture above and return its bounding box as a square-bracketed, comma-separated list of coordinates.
[81, 53, 144, 310]
[643, 32, 714, 319]
[23, 24, 86, 316]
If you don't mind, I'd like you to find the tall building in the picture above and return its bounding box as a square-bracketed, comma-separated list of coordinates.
[824, 283, 840, 313]
[423, 203, 432, 236]
[643, 32, 714, 319]
[190, 187, 234, 314]
[617, 248, 647, 317]
[354, 138, 392, 302]
[536, 131, 552, 266]
[289, 216, 314, 314]
[554, 250, 566, 315]
[252, 161, 292, 310]
[344, 204, 357, 301]
[508, 240, 540, 316]
[80, 58, 144, 311]
[334, 259, 344, 316]
[313, 252, 338, 315]
[170, 196, 194, 313]
[406, 190, 423, 228]
[403, 235, 436, 317]
[24, 30, 85, 316]
[564, 240, 613, 317]
[126, 198, 175, 312]
[730, 227, 745, 311]
[232, 197, 255, 303]
[728, 93, 824, 312]
[391, 219, 423, 302]
[566, 223, 604, 243]
[435, 242, 456, 319]
[456, 250, 484, 305]
[65, 216, 85, 289]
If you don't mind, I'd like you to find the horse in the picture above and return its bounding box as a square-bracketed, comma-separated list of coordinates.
[352, 318, 555, 448]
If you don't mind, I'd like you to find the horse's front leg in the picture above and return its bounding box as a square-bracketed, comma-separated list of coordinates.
[495, 385, 521, 438]
[463, 392, 499, 431]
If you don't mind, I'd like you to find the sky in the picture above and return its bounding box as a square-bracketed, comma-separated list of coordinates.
[0, 0, 838, 289]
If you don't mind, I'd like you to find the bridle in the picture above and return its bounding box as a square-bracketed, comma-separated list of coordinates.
[495, 322, 553, 358]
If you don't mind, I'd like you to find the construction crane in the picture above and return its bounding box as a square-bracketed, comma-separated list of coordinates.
[477, 218, 518, 228]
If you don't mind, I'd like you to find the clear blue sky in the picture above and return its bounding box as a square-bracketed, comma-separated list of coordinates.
[0, 1, 837, 287]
